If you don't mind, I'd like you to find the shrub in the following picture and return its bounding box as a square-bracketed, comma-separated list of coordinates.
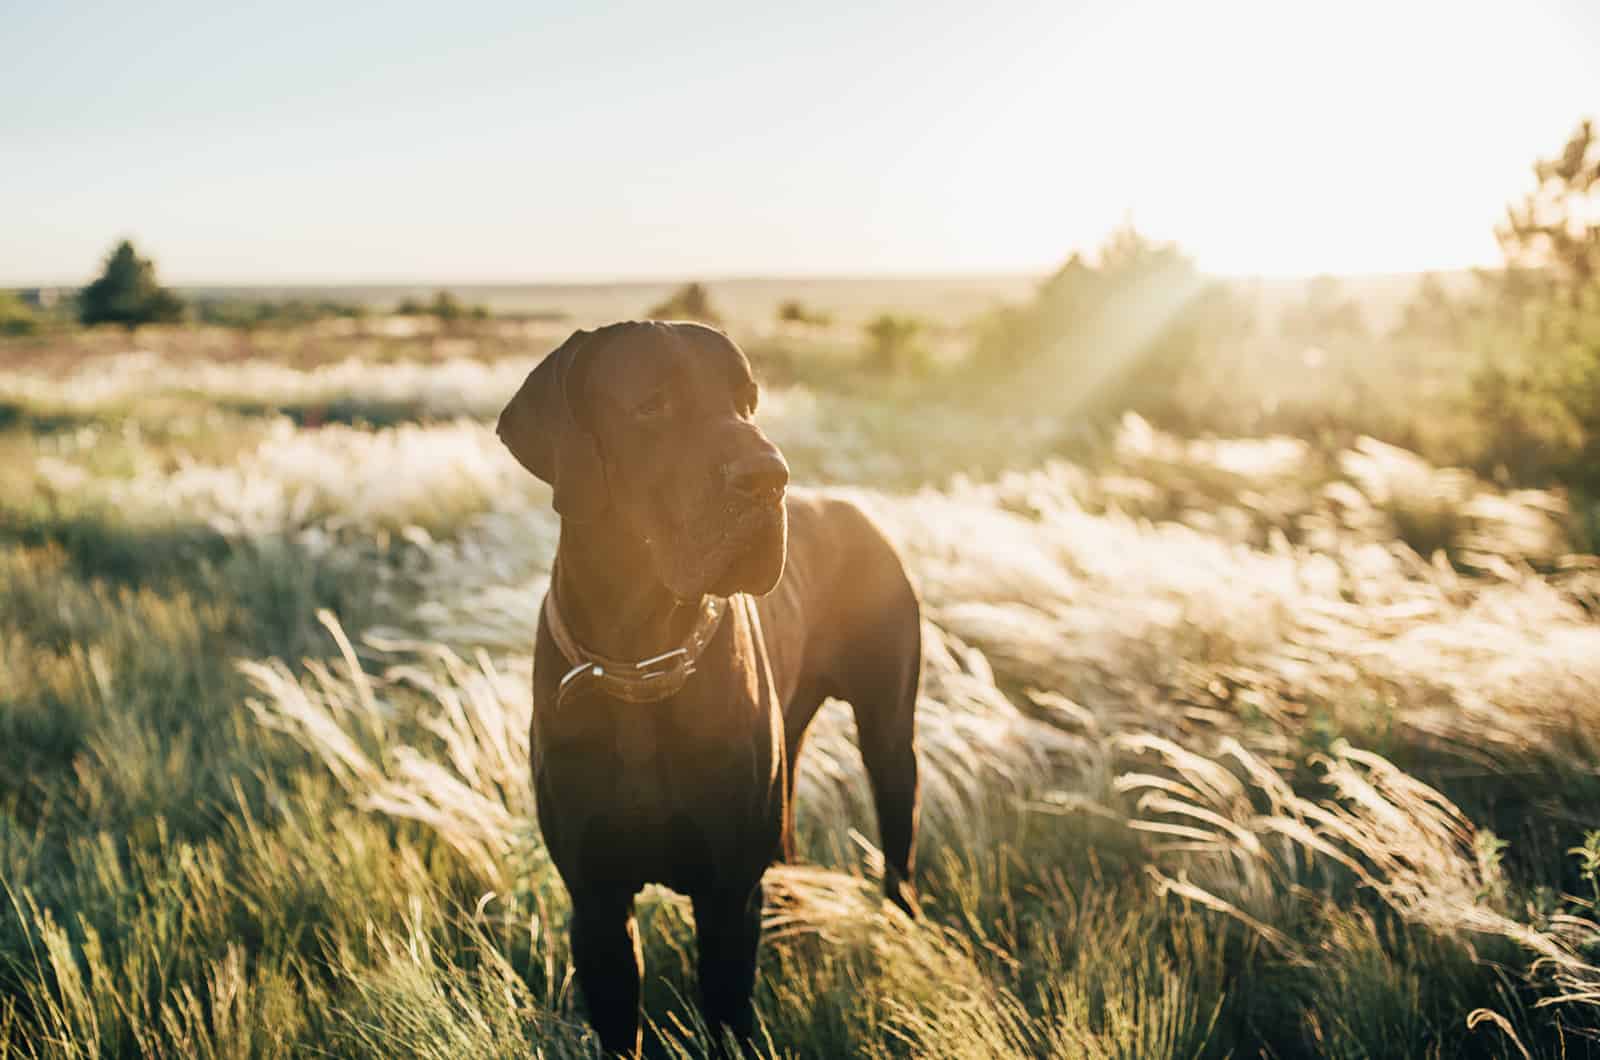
[862, 313, 928, 376]
[1392, 272, 1465, 344]
[78, 239, 184, 331]
[0, 291, 41, 336]
[193, 297, 367, 330]
[1280, 275, 1370, 343]
[778, 299, 831, 327]
[394, 291, 488, 322]
[647, 281, 721, 326]
[1466, 118, 1600, 494]
[969, 225, 1248, 423]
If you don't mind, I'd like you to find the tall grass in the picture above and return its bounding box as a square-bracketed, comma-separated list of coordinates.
[3, 349, 1599, 1056]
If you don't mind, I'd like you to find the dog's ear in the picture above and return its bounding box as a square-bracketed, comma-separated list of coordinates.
[497, 329, 608, 522]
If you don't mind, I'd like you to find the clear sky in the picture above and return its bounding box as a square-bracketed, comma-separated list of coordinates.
[4, 0, 1597, 284]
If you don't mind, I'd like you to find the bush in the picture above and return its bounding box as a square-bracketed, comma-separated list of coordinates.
[193, 298, 368, 330]
[647, 282, 721, 326]
[0, 291, 41, 336]
[862, 314, 928, 376]
[78, 240, 184, 331]
[1281, 275, 1369, 343]
[395, 291, 489, 321]
[1392, 272, 1465, 344]
[1467, 118, 1600, 493]
[778, 300, 831, 327]
[970, 225, 1248, 423]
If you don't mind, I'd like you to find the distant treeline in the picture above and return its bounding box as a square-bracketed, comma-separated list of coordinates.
[0, 254, 523, 335]
[8, 119, 1598, 529]
[191, 296, 370, 330]
[738, 119, 1600, 535]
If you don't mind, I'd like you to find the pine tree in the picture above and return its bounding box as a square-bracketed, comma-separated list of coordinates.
[1497, 119, 1600, 292]
[1469, 118, 1600, 490]
[79, 240, 184, 331]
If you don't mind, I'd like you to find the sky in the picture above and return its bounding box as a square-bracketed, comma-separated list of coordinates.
[4, 0, 1598, 284]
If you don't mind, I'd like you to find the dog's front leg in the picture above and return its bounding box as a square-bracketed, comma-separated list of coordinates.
[571, 890, 643, 1056]
[691, 881, 764, 1053]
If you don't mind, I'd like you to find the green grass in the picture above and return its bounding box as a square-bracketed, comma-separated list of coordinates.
[3, 343, 1600, 1057]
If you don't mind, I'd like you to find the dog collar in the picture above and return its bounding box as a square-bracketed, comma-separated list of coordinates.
[543, 583, 727, 708]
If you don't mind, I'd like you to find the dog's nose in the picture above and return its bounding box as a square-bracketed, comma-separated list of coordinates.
[725, 450, 789, 499]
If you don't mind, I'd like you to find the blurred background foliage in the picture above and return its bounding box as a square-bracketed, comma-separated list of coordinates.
[15, 121, 1594, 521]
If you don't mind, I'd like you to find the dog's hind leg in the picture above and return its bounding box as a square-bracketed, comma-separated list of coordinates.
[692, 881, 764, 1052]
[844, 620, 922, 917]
[570, 890, 644, 1056]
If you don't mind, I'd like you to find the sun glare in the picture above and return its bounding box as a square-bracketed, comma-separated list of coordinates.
[939, 0, 1597, 278]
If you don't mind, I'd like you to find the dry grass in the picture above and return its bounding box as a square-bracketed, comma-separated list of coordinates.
[3, 347, 1599, 1057]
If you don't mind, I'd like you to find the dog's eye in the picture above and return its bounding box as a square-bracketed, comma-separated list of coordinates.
[633, 393, 670, 420]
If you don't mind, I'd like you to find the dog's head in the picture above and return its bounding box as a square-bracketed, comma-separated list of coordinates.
[498, 321, 789, 599]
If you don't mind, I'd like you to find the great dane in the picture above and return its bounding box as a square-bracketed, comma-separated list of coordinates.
[497, 320, 921, 1054]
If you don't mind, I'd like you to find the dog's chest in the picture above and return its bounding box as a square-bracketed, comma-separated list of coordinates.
[534, 611, 786, 892]
[537, 696, 780, 893]
[609, 707, 749, 815]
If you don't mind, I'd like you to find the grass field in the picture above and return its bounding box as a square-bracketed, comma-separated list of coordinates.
[4, 330, 1600, 1058]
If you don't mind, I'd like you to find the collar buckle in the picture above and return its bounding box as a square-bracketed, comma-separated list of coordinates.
[636, 647, 690, 675]
[545, 587, 727, 708]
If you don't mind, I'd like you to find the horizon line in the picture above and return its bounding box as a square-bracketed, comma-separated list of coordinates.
[5, 261, 1499, 291]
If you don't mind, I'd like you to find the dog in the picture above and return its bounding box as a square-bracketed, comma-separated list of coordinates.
[496, 321, 921, 1055]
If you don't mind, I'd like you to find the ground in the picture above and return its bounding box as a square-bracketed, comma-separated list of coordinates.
[3, 324, 1599, 1058]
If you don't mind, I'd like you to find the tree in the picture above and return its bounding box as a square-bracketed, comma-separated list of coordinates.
[430, 289, 465, 322]
[970, 225, 1247, 422]
[1393, 272, 1462, 343]
[79, 240, 184, 331]
[777, 299, 830, 327]
[647, 282, 721, 326]
[0, 291, 41, 336]
[192, 296, 367, 330]
[1280, 275, 1369, 343]
[1497, 118, 1600, 290]
[1468, 117, 1600, 492]
[862, 314, 928, 376]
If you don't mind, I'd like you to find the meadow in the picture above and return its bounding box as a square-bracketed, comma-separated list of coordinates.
[3, 310, 1600, 1059]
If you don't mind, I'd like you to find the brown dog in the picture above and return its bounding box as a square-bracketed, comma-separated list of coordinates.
[497, 321, 921, 1054]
